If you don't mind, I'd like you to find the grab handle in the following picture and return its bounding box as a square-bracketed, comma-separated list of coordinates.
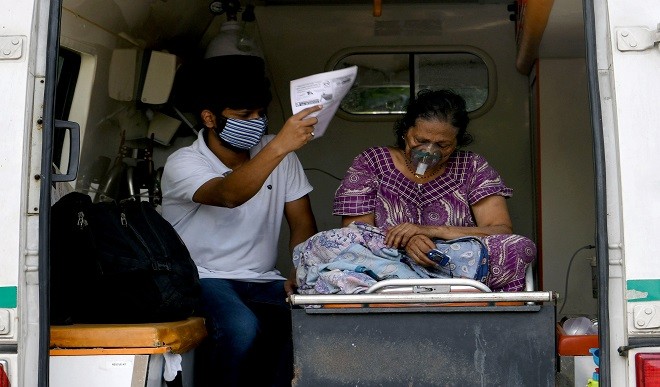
[51, 119, 80, 182]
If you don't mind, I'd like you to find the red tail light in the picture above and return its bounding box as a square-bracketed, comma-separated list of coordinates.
[636, 353, 660, 386]
[0, 363, 10, 387]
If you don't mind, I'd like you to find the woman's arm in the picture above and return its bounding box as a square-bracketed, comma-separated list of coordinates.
[434, 194, 513, 238]
[391, 195, 513, 267]
[385, 195, 513, 247]
[333, 148, 381, 227]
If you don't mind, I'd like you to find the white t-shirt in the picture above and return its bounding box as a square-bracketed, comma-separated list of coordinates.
[161, 130, 313, 281]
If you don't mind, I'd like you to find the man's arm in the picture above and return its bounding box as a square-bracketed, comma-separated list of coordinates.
[283, 195, 317, 295]
[193, 105, 321, 208]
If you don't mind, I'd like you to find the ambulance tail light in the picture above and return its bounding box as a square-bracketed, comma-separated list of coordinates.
[635, 353, 660, 386]
[0, 360, 9, 387]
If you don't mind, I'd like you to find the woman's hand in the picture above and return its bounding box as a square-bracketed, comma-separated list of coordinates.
[385, 222, 429, 248]
[403, 234, 437, 267]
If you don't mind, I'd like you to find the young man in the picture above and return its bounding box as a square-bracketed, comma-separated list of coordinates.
[161, 54, 319, 386]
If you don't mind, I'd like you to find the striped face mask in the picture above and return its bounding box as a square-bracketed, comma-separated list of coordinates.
[219, 116, 268, 150]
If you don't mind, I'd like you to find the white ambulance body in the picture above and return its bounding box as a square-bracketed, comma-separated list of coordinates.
[0, 0, 659, 385]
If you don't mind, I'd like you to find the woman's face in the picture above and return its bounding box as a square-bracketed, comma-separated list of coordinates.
[404, 118, 459, 163]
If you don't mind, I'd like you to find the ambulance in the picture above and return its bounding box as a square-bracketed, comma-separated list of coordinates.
[0, 0, 659, 385]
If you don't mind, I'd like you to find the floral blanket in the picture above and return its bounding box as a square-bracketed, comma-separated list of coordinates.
[292, 222, 489, 295]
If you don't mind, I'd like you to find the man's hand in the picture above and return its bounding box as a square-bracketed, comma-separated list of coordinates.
[271, 105, 322, 154]
[284, 266, 299, 296]
[284, 278, 297, 296]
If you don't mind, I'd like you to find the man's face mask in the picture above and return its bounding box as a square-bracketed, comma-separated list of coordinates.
[410, 143, 443, 176]
[219, 116, 268, 150]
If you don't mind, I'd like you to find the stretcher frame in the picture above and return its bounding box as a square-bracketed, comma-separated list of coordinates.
[289, 279, 557, 386]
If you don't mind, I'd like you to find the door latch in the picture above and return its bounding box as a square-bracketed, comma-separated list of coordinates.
[412, 285, 451, 294]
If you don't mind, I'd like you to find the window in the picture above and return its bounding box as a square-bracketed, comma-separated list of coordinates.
[330, 47, 495, 119]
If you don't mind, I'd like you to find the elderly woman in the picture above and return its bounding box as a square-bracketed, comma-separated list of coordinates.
[332, 89, 535, 291]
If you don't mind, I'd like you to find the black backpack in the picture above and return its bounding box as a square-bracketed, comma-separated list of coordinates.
[50, 191, 201, 325]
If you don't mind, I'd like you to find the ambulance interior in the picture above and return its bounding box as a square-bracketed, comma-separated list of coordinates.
[44, 0, 606, 385]
[55, 0, 596, 323]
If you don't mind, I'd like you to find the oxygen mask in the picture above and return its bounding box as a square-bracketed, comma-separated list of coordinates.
[410, 143, 443, 177]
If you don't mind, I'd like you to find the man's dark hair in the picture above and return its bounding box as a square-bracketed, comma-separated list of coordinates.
[172, 54, 272, 117]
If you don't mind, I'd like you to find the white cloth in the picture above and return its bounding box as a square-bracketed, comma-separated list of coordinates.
[163, 352, 182, 382]
[161, 130, 313, 281]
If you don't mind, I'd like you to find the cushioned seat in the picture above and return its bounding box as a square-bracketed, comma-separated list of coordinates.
[50, 317, 207, 355]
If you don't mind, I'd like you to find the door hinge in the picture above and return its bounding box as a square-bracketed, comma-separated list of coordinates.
[633, 304, 660, 329]
[0, 309, 9, 335]
[616, 25, 660, 52]
[0, 36, 24, 60]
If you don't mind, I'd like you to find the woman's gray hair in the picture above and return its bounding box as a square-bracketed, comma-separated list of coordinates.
[394, 89, 473, 149]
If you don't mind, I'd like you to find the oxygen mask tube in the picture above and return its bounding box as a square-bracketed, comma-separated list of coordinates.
[410, 143, 443, 178]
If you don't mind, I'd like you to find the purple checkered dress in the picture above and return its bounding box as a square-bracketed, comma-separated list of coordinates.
[333, 147, 536, 291]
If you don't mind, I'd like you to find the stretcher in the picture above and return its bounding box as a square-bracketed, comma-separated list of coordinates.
[289, 279, 557, 386]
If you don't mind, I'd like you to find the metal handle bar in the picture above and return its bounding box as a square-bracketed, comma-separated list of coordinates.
[289, 291, 557, 306]
[365, 278, 492, 294]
